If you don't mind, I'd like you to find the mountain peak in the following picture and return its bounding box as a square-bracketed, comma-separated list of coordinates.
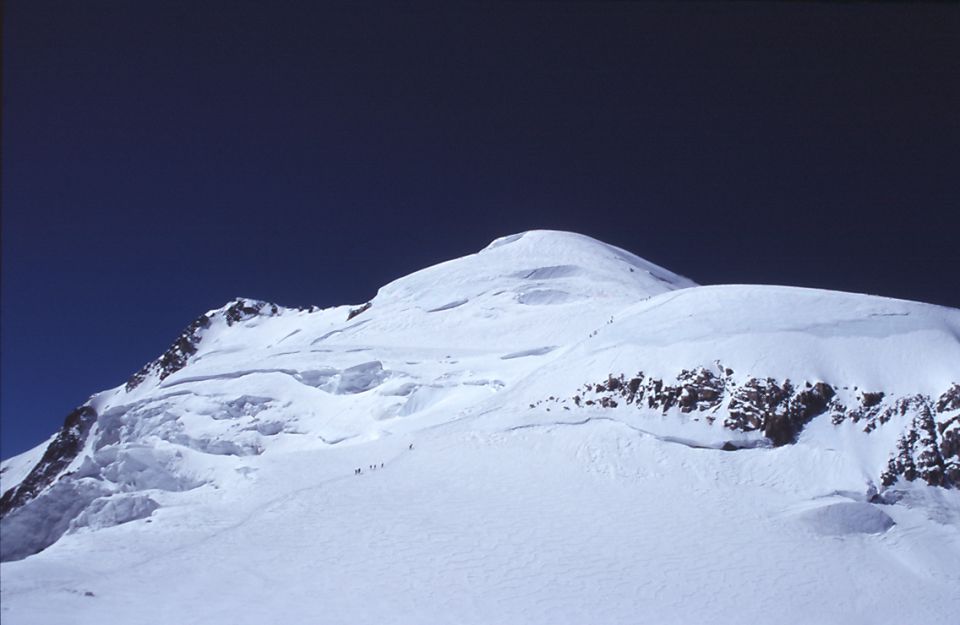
[479, 230, 690, 284]
[374, 230, 695, 313]
[2, 231, 958, 624]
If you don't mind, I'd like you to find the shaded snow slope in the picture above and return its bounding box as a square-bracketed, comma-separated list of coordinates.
[2, 230, 959, 623]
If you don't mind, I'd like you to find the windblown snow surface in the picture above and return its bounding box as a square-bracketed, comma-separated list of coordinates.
[2, 231, 959, 624]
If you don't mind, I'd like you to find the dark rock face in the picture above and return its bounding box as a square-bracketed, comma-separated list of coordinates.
[347, 302, 372, 321]
[125, 314, 211, 391]
[937, 384, 960, 412]
[575, 369, 728, 415]
[126, 298, 281, 391]
[935, 384, 960, 486]
[738, 381, 835, 447]
[880, 398, 946, 487]
[0, 405, 97, 518]
[224, 299, 279, 325]
[939, 418, 960, 486]
[562, 367, 959, 489]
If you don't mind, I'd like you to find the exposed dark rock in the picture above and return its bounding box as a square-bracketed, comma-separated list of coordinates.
[881, 397, 946, 487]
[587, 369, 728, 417]
[727, 378, 792, 436]
[126, 298, 282, 391]
[224, 299, 278, 325]
[861, 392, 885, 408]
[771, 382, 835, 445]
[847, 393, 917, 434]
[723, 377, 834, 446]
[939, 418, 960, 486]
[937, 384, 960, 413]
[0, 405, 97, 518]
[935, 384, 960, 485]
[677, 368, 726, 413]
[563, 365, 958, 489]
[125, 314, 211, 390]
[347, 302, 372, 321]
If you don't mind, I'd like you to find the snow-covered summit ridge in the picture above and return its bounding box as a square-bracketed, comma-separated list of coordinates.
[127, 230, 695, 396]
[375, 229, 696, 309]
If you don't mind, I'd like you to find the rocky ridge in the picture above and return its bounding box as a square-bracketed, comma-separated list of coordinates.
[125, 298, 282, 391]
[0, 406, 97, 518]
[552, 367, 960, 488]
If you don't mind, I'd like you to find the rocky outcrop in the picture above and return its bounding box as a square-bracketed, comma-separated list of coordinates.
[0, 405, 97, 518]
[224, 298, 279, 325]
[934, 384, 960, 486]
[937, 384, 960, 412]
[347, 301, 372, 321]
[880, 397, 946, 487]
[126, 298, 281, 391]
[560, 368, 960, 489]
[124, 314, 212, 391]
[722, 378, 836, 446]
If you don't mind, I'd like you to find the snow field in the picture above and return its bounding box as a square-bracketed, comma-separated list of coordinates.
[3, 415, 959, 625]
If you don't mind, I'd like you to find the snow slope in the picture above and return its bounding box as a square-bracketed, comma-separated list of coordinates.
[2, 230, 959, 624]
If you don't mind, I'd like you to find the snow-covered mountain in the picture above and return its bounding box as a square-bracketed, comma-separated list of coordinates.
[2, 230, 959, 624]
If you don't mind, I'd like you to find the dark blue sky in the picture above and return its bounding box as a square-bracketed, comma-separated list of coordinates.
[2, 1, 958, 459]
